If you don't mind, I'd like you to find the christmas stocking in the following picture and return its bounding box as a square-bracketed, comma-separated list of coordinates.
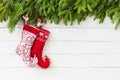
[30, 27, 50, 69]
[16, 24, 38, 67]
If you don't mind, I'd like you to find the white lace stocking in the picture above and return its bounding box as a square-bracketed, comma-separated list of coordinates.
[16, 30, 38, 67]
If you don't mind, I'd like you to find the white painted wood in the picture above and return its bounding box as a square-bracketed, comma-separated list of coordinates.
[1, 28, 120, 41]
[0, 68, 120, 80]
[44, 17, 115, 28]
[0, 17, 116, 28]
[1, 41, 120, 54]
[0, 17, 120, 80]
[0, 55, 120, 67]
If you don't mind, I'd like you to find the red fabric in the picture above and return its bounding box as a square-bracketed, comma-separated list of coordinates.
[23, 24, 38, 35]
[30, 27, 50, 69]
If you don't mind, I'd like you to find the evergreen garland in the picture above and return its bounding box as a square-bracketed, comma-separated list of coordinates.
[0, 0, 120, 32]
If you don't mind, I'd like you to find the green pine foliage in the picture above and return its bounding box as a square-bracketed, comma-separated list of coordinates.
[0, 0, 120, 32]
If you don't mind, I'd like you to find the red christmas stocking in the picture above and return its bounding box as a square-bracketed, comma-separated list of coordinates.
[30, 27, 50, 69]
[16, 24, 38, 67]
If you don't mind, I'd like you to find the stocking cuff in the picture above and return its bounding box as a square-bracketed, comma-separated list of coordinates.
[36, 27, 50, 42]
[36, 27, 50, 35]
[23, 24, 38, 35]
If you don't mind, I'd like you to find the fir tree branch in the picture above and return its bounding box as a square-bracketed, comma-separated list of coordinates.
[0, 0, 119, 32]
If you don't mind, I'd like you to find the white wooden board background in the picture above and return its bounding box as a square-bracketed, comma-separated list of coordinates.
[0, 17, 120, 80]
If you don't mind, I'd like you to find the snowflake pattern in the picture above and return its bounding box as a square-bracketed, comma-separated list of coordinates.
[16, 30, 38, 67]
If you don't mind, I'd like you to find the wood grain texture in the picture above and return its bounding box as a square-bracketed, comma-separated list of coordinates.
[0, 68, 120, 80]
[0, 55, 120, 67]
[0, 17, 115, 28]
[1, 28, 120, 41]
[0, 17, 120, 80]
[1, 41, 120, 54]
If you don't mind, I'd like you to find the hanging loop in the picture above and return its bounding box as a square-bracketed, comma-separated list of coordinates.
[37, 18, 43, 27]
[23, 14, 29, 24]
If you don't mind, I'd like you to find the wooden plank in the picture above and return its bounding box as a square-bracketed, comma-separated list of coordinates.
[0, 55, 120, 67]
[0, 68, 120, 80]
[0, 28, 120, 41]
[44, 17, 115, 28]
[0, 17, 115, 28]
[0, 41, 120, 54]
